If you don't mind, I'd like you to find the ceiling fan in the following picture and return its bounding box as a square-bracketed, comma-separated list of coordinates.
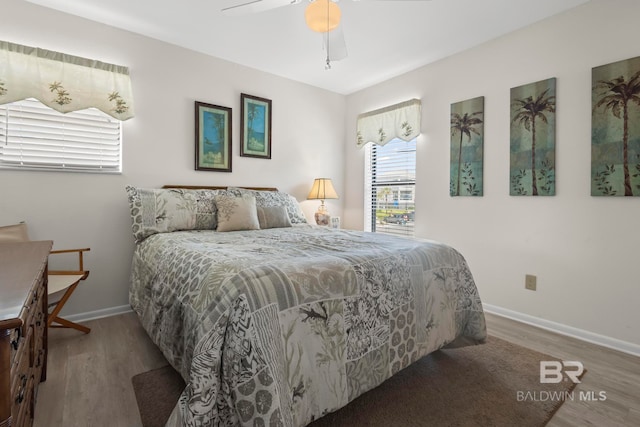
[221, 0, 431, 70]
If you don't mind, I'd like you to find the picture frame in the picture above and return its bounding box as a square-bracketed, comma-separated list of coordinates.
[509, 78, 556, 196]
[240, 93, 272, 159]
[330, 216, 341, 229]
[450, 96, 484, 197]
[195, 101, 232, 172]
[592, 55, 640, 196]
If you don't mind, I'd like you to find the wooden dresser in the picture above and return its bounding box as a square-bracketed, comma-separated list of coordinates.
[0, 241, 52, 427]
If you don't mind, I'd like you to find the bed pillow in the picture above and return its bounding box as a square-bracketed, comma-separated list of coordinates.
[229, 188, 308, 224]
[0, 222, 30, 242]
[256, 206, 292, 229]
[126, 186, 220, 243]
[215, 194, 261, 232]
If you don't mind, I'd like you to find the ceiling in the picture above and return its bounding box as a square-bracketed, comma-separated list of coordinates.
[24, 0, 589, 95]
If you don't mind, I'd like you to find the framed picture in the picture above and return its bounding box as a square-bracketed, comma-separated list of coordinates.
[592, 55, 640, 196]
[240, 93, 272, 159]
[450, 96, 484, 197]
[195, 101, 232, 172]
[510, 78, 556, 196]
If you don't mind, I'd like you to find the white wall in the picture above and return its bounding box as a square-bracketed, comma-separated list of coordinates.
[344, 0, 640, 346]
[1, 0, 346, 317]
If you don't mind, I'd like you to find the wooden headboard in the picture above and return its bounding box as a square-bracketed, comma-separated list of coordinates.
[162, 185, 278, 191]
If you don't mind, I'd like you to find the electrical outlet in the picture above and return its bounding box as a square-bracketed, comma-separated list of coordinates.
[525, 274, 537, 291]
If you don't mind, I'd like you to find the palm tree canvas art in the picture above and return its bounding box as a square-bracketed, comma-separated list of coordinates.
[450, 96, 484, 196]
[510, 78, 556, 196]
[592, 56, 640, 196]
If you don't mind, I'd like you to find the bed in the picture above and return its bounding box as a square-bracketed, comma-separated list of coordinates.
[126, 185, 486, 427]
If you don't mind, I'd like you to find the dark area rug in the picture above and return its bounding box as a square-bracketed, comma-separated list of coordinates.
[131, 363, 185, 427]
[132, 336, 582, 427]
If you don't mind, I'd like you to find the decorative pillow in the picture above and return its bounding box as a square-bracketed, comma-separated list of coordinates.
[256, 206, 292, 229]
[215, 194, 261, 232]
[0, 222, 29, 242]
[125, 186, 221, 243]
[230, 188, 308, 224]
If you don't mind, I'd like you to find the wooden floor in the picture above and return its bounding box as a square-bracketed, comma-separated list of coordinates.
[33, 312, 639, 427]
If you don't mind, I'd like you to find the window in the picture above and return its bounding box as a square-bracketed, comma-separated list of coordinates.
[364, 137, 416, 237]
[0, 98, 122, 173]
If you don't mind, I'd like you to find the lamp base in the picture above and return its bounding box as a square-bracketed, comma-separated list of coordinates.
[315, 211, 331, 226]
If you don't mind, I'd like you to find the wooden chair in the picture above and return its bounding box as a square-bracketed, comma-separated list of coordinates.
[0, 222, 91, 334]
[47, 248, 91, 333]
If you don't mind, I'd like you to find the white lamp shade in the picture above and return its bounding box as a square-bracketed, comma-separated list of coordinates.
[307, 178, 339, 200]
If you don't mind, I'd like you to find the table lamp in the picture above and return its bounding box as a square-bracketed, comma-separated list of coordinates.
[307, 178, 339, 225]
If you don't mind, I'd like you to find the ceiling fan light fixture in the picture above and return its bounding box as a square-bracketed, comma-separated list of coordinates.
[305, 0, 341, 33]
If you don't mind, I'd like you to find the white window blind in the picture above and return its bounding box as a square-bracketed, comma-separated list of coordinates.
[0, 98, 121, 172]
[364, 137, 416, 237]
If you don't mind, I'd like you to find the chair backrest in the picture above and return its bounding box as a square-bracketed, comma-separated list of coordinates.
[0, 222, 30, 242]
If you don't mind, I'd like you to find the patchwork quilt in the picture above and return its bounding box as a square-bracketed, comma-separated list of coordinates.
[129, 226, 486, 427]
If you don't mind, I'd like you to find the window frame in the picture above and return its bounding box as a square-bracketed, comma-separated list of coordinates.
[364, 137, 417, 237]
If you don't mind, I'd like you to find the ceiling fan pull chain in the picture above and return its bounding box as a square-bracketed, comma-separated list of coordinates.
[325, 33, 331, 70]
[325, 0, 331, 70]
[325, 35, 332, 70]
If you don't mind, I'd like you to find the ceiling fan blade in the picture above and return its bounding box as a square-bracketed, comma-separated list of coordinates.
[351, 0, 431, 2]
[222, 0, 301, 16]
[323, 25, 348, 66]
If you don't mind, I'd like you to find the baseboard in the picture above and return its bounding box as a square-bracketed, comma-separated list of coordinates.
[483, 303, 640, 357]
[63, 304, 133, 323]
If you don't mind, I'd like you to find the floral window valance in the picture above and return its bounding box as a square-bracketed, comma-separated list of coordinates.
[0, 40, 134, 121]
[356, 98, 421, 147]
